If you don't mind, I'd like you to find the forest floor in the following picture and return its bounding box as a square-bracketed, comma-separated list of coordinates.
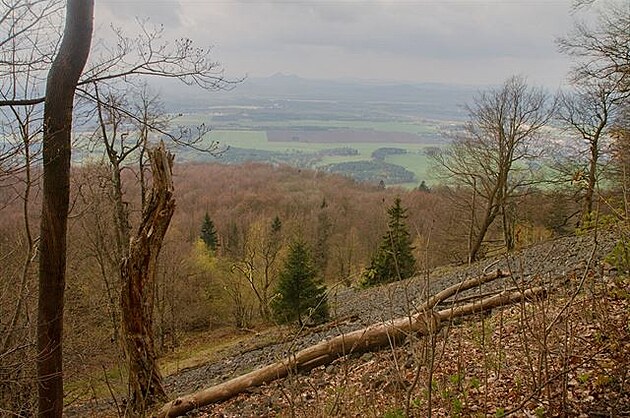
[70, 230, 630, 417]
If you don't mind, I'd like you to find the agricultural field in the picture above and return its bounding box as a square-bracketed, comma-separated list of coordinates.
[167, 77, 473, 186]
[175, 126, 442, 187]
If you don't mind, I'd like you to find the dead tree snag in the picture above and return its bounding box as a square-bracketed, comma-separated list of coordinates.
[121, 143, 175, 414]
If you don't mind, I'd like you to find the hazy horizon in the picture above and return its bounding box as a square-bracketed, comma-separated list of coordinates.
[95, 0, 604, 90]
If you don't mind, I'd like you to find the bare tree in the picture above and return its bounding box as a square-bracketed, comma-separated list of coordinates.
[73, 163, 122, 344]
[433, 76, 554, 262]
[558, 0, 629, 91]
[557, 78, 627, 219]
[231, 217, 284, 321]
[37, 1, 93, 417]
[557, 0, 630, 222]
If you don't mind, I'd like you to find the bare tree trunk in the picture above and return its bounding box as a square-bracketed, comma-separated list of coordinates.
[37, 1, 93, 416]
[157, 271, 546, 418]
[583, 138, 599, 219]
[502, 202, 516, 252]
[2, 112, 35, 353]
[121, 143, 175, 414]
[467, 179, 477, 265]
[469, 201, 499, 262]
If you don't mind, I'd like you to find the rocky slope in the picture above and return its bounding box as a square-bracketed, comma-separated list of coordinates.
[163, 231, 621, 407]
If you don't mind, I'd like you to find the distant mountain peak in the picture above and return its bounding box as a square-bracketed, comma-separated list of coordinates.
[267, 72, 301, 81]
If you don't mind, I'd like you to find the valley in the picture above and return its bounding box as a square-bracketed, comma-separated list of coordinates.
[167, 75, 474, 187]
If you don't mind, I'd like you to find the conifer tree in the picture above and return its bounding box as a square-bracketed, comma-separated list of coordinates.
[271, 241, 329, 326]
[200, 212, 218, 251]
[362, 197, 416, 286]
[271, 215, 282, 234]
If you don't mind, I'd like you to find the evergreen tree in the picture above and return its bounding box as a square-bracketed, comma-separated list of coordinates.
[200, 212, 218, 251]
[271, 215, 282, 234]
[271, 241, 329, 326]
[417, 180, 430, 192]
[362, 197, 416, 287]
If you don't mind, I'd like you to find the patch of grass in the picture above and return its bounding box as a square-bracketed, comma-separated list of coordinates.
[159, 327, 266, 376]
[384, 151, 432, 182]
[64, 363, 128, 406]
[383, 408, 405, 418]
[451, 397, 463, 416]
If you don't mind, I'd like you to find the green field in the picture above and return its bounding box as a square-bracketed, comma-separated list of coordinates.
[197, 129, 438, 186]
[166, 107, 452, 187]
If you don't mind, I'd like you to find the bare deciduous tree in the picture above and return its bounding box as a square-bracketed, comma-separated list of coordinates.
[557, 0, 629, 221]
[558, 0, 629, 91]
[557, 78, 627, 219]
[37, 1, 93, 416]
[433, 76, 554, 262]
[232, 217, 284, 321]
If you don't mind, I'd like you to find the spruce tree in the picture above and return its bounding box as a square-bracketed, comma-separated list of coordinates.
[271, 241, 329, 326]
[271, 215, 282, 234]
[362, 197, 416, 286]
[200, 212, 218, 251]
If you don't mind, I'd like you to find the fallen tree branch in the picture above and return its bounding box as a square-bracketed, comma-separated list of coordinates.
[156, 275, 543, 418]
[415, 269, 510, 312]
[436, 285, 525, 308]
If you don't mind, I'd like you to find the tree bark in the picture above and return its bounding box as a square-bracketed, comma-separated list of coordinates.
[583, 131, 602, 219]
[469, 200, 499, 262]
[37, 1, 93, 416]
[121, 143, 175, 414]
[157, 271, 545, 418]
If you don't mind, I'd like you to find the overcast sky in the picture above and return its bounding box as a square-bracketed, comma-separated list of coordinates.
[94, 0, 591, 88]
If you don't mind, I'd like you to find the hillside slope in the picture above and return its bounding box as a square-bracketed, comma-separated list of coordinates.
[160, 230, 629, 417]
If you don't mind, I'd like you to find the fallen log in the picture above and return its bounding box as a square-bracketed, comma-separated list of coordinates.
[415, 269, 510, 312]
[157, 271, 543, 418]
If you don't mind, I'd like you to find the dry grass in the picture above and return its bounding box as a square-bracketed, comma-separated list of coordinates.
[159, 328, 253, 377]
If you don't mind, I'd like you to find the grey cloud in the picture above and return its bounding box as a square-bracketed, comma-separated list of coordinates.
[94, 0, 582, 87]
[97, 0, 185, 27]
[206, 2, 563, 57]
[267, 3, 569, 60]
